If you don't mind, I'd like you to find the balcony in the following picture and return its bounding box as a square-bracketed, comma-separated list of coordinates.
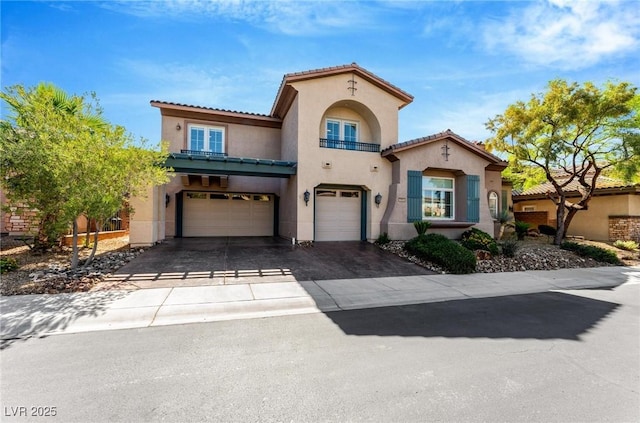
[180, 149, 228, 157]
[319, 138, 380, 153]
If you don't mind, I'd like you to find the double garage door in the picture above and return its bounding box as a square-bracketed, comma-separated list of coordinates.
[182, 192, 274, 237]
[315, 189, 362, 241]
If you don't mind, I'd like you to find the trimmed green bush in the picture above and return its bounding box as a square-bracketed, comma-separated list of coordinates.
[413, 221, 432, 236]
[376, 232, 391, 245]
[460, 228, 499, 256]
[499, 239, 520, 258]
[0, 257, 19, 274]
[405, 233, 476, 274]
[560, 242, 621, 265]
[613, 240, 639, 251]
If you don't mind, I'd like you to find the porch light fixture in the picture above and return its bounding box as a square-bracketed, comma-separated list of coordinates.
[176, 123, 182, 131]
[303, 190, 310, 206]
[165, 194, 171, 207]
[375, 193, 382, 207]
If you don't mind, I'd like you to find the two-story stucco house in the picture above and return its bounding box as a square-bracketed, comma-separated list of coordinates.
[129, 63, 507, 246]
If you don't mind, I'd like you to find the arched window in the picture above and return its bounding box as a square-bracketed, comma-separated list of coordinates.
[488, 191, 499, 219]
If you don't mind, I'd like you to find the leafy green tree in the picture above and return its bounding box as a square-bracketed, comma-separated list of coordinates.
[1, 83, 168, 268]
[486, 80, 638, 245]
[0, 83, 103, 251]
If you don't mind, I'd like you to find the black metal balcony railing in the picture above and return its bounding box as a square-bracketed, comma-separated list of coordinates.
[180, 149, 228, 157]
[319, 138, 380, 153]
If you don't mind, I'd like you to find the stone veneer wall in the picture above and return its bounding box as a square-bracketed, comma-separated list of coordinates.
[609, 215, 640, 241]
[1, 203, 39, 235]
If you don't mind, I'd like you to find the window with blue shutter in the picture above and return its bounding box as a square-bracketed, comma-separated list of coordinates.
[502, 189, 508, 213]
[407, 170, 422, 222]
[466, 175, 480, 223]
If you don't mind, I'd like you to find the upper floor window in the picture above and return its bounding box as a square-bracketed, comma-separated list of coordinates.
[326, 119, 358, 143]
[188, 124, 225, 154]
[422, 177, 454, 219]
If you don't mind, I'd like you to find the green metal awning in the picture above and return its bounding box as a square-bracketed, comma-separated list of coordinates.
[165, 153, 297, 178]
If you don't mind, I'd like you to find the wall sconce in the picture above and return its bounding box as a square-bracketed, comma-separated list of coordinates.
[176, 123, 182, 131]
[165, 193, 171, 207]
[303, 190, 310, 206]
[375, 193, 382, 208]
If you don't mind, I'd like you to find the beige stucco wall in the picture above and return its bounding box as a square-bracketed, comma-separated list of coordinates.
[161, 115, 281, 160]
[288, 74, 404, 241]
[514, 194, 639, 241]
[129, 184, 165, 247]
[278, 97, 300, 240]
[382, 140, 497, 240]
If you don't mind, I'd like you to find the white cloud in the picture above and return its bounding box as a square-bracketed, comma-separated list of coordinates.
[103, 0, 378, 36]
[482, 0, 640, 70]
[400, 87, 536, 143]
[104, 59, 279, 115]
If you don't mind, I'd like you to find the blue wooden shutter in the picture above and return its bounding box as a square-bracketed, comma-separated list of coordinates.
[466, 175, 480, 223]
[501, 189, 508, 213]
[407, 170, 422, 222]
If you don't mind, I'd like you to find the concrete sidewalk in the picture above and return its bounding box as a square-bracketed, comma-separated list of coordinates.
[1, 266, 639, 340]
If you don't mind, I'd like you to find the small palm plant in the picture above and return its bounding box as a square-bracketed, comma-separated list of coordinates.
[413, 220, 432, 236]
[497, 209, 513, 240]
[514, 220, 531, 241]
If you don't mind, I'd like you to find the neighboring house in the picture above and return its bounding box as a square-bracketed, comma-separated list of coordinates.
[130, 63, 508, 246]
[512, 176, 640, 241]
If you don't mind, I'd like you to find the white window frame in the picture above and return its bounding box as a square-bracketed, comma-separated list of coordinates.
[188, 124, 225, 154]
[488, 191, 499, 219]
[325, 118, 359, 142]
[422, 176, 455, 220]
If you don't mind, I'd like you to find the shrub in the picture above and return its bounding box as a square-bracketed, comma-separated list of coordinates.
[514, 221, 531, 240]
[413, 221, 432, 236]
[538, 224, 557, 237]
[560, 242, 621, 265]
[405, 233, 476, 274]
[613, 240, 639, 251]
[376, 232, 391, 245]
[0, 257, 19, 274]
[499, 239, 520, 258]
[460, 228, 499, 256]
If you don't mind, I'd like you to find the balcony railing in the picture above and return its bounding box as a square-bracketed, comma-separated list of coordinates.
[319, 138, 380, 153]
[180, 149, 228, 157]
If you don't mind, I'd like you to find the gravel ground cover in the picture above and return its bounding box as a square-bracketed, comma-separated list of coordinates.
[378, 236, 639, 274]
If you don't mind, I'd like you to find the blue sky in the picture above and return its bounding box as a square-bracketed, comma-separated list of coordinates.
[2, 0, 639, 146]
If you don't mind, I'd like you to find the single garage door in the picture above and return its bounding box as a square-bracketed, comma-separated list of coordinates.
[182, 192, 274, 237]
[315, 189, 362, 241]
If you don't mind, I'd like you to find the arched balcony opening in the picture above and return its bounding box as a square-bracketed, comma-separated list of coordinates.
[318, 100, 382, 153]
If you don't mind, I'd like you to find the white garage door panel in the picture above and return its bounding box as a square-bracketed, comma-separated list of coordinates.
[182, 193, 274, 237]
[315, 190, 361, 241]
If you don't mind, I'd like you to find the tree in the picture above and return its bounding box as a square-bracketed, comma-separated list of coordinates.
[486, 79, 638, 245]
[1, 83, 168, 267]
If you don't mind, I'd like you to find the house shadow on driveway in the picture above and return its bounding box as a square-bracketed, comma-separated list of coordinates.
[323, 291, 622, 340]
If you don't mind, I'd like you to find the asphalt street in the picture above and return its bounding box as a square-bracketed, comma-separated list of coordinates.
[1, 283, 639, 422]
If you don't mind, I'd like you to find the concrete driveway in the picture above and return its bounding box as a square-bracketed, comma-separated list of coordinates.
[111, 237, 435, 288]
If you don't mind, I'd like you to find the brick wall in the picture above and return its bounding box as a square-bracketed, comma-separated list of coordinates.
[514, 211, 549, 229]
[1, 203, 39, 235]
[609, 215, 640, 241]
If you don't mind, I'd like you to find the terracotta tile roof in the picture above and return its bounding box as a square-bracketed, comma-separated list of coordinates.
[515, 175, 639, 198]
[381, 129, 507, 165]
[150, 100, 274, 119]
